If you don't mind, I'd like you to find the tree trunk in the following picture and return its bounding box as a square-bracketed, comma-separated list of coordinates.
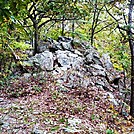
[90, 0, 97, 46]
[128, 0, 134, 117]
[72, 19, 75, 39]
[130, 52, 134, 117]
[61, 15, 65, 36]
[33, 23, 39, 55]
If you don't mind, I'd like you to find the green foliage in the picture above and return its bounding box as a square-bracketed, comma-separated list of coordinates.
[94, 29, 130, 72]
[46, 28, 62, 40]
[51, 126, 60, 131]
[73, 31, 89, 41]
[0, 0, 11, 22]
[59, 118, 66, 123]
[0, 46, 13, 77]
[111, 44, 130, 72]
[41, 0, 130, 74]
[0, 76, 10, 90]
[10, 41, 31, 51]
[91, 114, 96, 120]
[106, 129, 114, 134]
[0, 0, 131, 79]
[0, 41, 30, 80]
[32, 86, 42, 92]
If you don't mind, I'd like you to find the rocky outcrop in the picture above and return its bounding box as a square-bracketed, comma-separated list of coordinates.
[23, 37, 123, 91]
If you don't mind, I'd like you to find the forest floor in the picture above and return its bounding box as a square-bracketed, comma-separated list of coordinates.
[0, 74, 134, 134]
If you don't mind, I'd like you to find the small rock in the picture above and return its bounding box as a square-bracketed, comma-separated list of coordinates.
[107, 92, 119, 106]
[0, 119, 4, 125]
[33, 111, 39, 115]
[0, 98, 4, 102]
[32, 129, 46, 134]
[23, 73, 31, 79]
[1, 122, 10, 128]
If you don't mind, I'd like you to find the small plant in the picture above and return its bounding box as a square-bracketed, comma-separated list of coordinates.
[32, 86, 42, 92]
[51, 126, 60, 131]
[52, 90, 59, 99]
[10, 41, 31, 51]
[106, 129, 114, 134]
[59, 118, 66, 123]
[86, 45, 91, 49]
[91, 114, 96, 120]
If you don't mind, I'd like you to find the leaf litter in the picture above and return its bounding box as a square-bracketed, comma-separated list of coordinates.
[0, 73, 134, 134]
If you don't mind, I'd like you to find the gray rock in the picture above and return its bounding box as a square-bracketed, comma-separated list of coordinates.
[58, 36, 74, 51]
[0, 98, 4, 102]
[30, 51, 54, 71]
[32, 129, 46, 134]
[61, 41, 74, 51]
[91, 64, 104, 70]
[0, 119, 4, 125]
[37, 42, 48, 53]
[23, 73, 31, 79]
[107, 92, 119, 106]
[56, 50, 83, 69]
[56, 51, 71, 68]
[82, 78, 90, 88]
[74, 49, 83, 56]
[84, 47, 102, 65]
[58, 36, 73, 42]
[1, 122, 10, 128]
[85, 52, 94, 64]
[68, 53, 84, 68]
[53, 41, 63, 50]
[101, 53, 113, 70]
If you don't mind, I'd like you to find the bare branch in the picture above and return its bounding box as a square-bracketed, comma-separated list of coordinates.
[38, 19, 52, 29]
[105, 5, 118, 22]
[94, 21, 116, 34]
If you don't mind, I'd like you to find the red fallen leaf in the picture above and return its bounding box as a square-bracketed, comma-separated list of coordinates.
[126, 121, 133, 126]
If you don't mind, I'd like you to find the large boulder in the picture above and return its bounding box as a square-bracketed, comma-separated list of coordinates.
[84, 47, 102, 65]
[56, 50, 84, 69]
[29, 51, 54, 71]
[57, 36, 74, 51]
[101, 53, 113, 70]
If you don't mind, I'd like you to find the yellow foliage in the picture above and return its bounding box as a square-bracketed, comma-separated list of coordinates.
[109, 104, 114, 110]
[113, 63, 123, 71]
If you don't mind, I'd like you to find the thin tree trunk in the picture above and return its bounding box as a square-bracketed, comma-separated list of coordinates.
[33, 23, 39, 55]
[90, 0, 104, 46]
[90, 0, 97, 46]
[130, 51, 134, 117]
[61, 15, 65, 36]
[72, 19, 75, 39]
[128, 0, 134, 117]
